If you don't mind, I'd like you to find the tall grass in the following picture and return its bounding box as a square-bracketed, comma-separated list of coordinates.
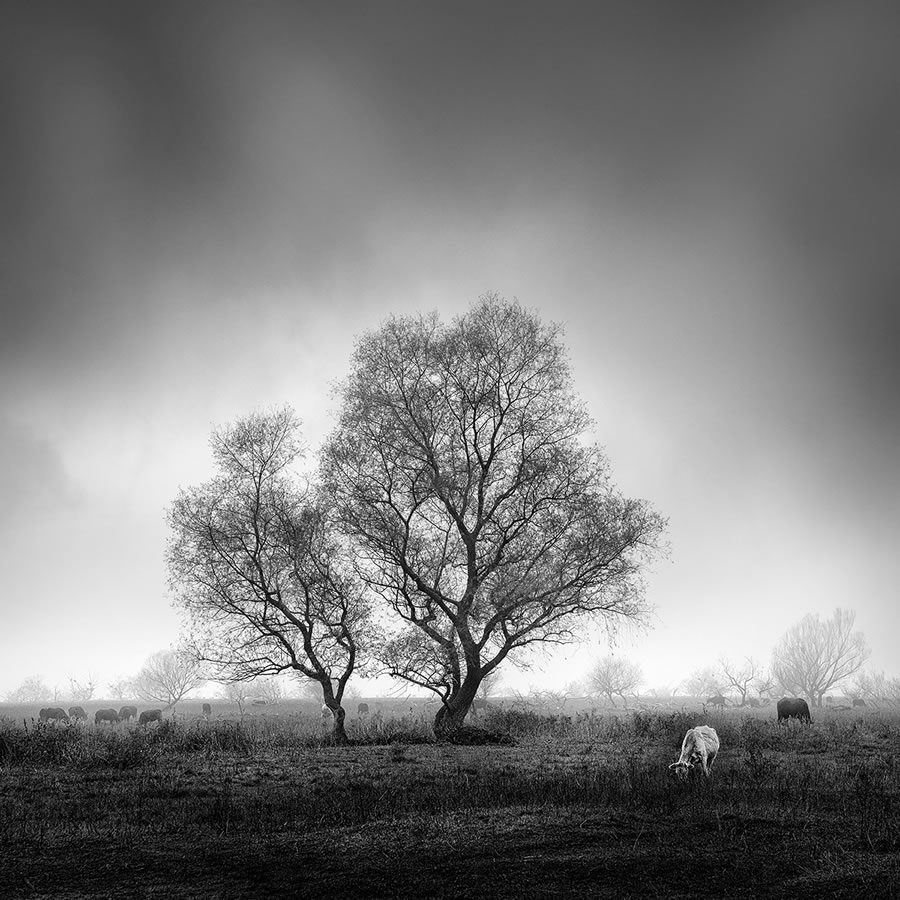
[1, 710, 897, 854]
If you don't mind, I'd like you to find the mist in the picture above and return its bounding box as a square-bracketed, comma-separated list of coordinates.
[2, 3, 898, 701]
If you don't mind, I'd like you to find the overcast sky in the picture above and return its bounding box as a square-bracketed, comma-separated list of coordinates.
[2, 2, 898, 700]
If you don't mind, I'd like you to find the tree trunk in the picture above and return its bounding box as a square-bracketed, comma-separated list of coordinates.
[433, 678, 480, 736]
[326, 704, 348, 744]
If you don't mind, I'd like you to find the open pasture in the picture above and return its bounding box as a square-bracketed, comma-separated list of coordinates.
[1, 707, 898, 898]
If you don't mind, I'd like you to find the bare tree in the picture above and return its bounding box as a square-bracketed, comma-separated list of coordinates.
[771, 608, 869, 707]
[5, 675, 50, 703]
[852, 670, 894, 705]
[323, 296, 666, 734]
[133, 649, 205, 709]
[887, 677, 900, 707]
[67, 674, 98, 703]
[720, 657, 763, 706]
[588, 656, 643, 706]
[684, 666, 723, 699]
[168, 408, 374, 744]
[221, 681, 252, 719]
[107, 676, 136, 701]
[248, 677, 284, 705]
[523, 686, 572, 714]
[753, 669, 777, 701]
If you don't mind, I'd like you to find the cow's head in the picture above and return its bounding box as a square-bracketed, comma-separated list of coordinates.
[668, 761, 692, 780]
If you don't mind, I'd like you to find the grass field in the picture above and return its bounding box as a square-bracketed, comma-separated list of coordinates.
[1, 703, 898, 898]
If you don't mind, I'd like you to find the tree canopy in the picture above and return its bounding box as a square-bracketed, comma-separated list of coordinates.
[322, 295, 666, 732]
[133, 649, 205, 709]
[771, 608, 869, 707]
[167, 408, 373, 741]
[588, 656, 643, 706]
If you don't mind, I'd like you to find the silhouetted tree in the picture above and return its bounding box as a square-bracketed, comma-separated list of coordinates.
[323, 297, 666, 734]
[771, 608, 869, 707]
[168, 409, 374, 743]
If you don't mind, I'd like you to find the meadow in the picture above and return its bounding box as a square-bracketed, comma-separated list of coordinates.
[0, 702, 898, 898]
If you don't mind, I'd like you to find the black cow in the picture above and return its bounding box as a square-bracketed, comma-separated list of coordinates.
[202, 703, 212, 717]
[95, 708, 120, 724]
[357, 703, 369, 717]
[705, 695, 729, 710]
[68, 706, 88, 721]
[39, 707, 69, 723]
[118, 705, 138, 722]
[777, 697, 811, 723]
[852, 698, 867, 708]
[138, 709, 162, 725]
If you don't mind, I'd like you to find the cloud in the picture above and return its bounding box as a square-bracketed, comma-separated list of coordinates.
[0, 416, 81, 530]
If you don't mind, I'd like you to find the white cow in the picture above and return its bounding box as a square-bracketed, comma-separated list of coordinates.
[669, 725, 719, 779]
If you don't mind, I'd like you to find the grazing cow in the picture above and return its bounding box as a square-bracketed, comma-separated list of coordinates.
[669, 725, 719, 779]
[118, 705, 138, 722]
[202, 703, 212, 717]
[705, 695, 729, 710]
[251, 699, 267, 706]
[852, 698, 867, 708]
[68, 706, 88, 721]
[357, 703, 369, 718]
[138, 709, 162, 725]
[95, 708, 120, 725]
[39, 707, 69, 723]
[776, 697, 811, 723]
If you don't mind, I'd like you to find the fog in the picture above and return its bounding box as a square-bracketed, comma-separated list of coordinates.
[2, 3, 898, 701]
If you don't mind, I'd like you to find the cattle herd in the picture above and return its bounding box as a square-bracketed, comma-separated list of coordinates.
[34, 696, 822, 781]
[37, 706, 164, 725]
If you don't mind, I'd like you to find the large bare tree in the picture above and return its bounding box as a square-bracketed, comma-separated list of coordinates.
[588, 656, 643, 707]
[133, 649, 205, 709]
[771, 608, 869, 707]
[323, 296, 666, 734]
[168, 409, 373, 743]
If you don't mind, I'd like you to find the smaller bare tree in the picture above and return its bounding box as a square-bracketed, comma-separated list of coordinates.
[248, 678, 285, 706]
[720, 657, 763, 706]
[67, 674, 98, 703]
[886, 677, 900, 707]
[5, 675, 50, 703]
[134, 649, 205, 710]
[107, 676, 136, 701]
[753, 669, 777, 701]
[221, 682, 252, 719]
[684, 666, 723, 699]
[851, 670, 892, 705]
[588, 656, 643, 707]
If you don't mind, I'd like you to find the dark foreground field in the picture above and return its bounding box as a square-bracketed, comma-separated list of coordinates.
[1, 708, 898, 899]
